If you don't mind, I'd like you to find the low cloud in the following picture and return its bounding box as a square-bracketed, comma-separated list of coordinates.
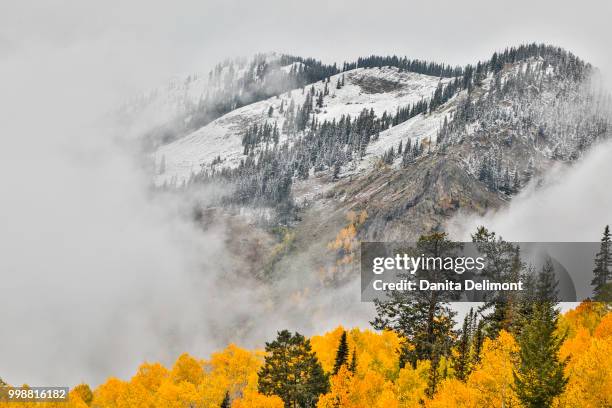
[448, 139, 612, 242]
[0, 18, 371, 387]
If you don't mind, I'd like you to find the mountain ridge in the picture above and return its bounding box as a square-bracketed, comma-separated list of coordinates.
[133, 43, 609, 251]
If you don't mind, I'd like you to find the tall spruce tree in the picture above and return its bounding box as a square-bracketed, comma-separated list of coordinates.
[332, 331, 350, 375]
[592, 225, 611, 299]
[473, 319, 484, 363]
[371, 232, 459, 385]
[454, 308, 474, 381]
[513, 263, 567, 408]
[472, 227, 523, 336]
[513, 303, 567, 407]
[258, 330, 329, 408]
[536, 258, 558, 304]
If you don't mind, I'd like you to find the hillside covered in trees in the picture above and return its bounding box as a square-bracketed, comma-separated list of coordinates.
[152, 44, 610, 241]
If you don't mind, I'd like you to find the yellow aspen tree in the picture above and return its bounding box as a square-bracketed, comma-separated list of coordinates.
[153, 379, 200, 408]
[557, 315, 612, 408]
[375, 382, 399, 408]
[197, 344, 264, 406]
[425, 378, 476, 408]
[70, 383, 93, 406]
[170, 353, 204, 385]
[130, 362, 169, 395]
[91, 377, 129, 408]
[316, 369, 354, 407]
[396, 361, 428, 407]
[465, 330, 520, 407]
[311, 326, 347, 373]
[231, 389, 284, 408]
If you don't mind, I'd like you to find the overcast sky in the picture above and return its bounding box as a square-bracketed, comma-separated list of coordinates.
[3, 0, 611, 104]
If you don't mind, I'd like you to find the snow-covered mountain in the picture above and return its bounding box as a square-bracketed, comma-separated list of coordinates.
[154, 66, 453, 186]
[116, 53, 340, 149]
[127, 44, 610, 246]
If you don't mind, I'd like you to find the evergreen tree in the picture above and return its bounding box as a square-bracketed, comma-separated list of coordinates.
[472, 227, 523, 337]
[473, 319, 484, 362]
[512, 169, 521, 194]
[220, 391, 230, 408]
[501, 167, 511, 194]
[592, 225, 611, 298]
[454, 308, 474, 381]
[333, 162, 340, 180]
[536, 258, 558, 304]
[513, 301, 568, 408]
[258, 330, 329, 408]
[349, 348, 357, 374]
[372, 233, 459, 373]
[316, 92, 324, 108]
[268, 105, 274, 117]
[333, 331, 350, 374]
[427, 347, 442, 397]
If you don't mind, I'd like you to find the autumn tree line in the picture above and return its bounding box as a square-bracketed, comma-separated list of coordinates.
[2, 225, 611, 407]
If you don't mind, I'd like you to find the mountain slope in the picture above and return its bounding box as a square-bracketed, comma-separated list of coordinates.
[140, 44, 610, 248]
[154, 67, 452, 186]
[117, 53, 340, 149]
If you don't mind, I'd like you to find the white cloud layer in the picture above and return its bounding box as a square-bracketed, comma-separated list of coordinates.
[448, 140, 612, 242]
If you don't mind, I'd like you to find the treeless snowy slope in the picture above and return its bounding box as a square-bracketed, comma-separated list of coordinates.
[155, 67, 452, 185]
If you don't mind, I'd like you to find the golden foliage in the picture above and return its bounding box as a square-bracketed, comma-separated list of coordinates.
[465, 330, 520, 407]
[556, 312, 612, 408]
[170, 353, 204, 385]
[427, 331, 520, 408]
[231, 390, 284, 408]
[130, 362, 169, 394]
[594, 311, 612, 339]
[310, 326, 401, 378]
[319, 210, 369, 284]
[316, 366, 354, 408]
[425, 379, 475, 408]
[3, 303, 612, 408]
[396, 361, 428, 407]
[558, 300, 606, 337]
[327, 210, 368, 253]
[316, 365, 397, 408]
